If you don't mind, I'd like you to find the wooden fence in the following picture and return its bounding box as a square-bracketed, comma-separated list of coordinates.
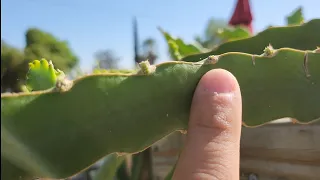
[151, 119, 320, 180]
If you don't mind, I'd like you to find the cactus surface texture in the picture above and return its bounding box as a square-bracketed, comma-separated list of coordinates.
[181, 19, 320, 62]
[1, 47, 320, 179]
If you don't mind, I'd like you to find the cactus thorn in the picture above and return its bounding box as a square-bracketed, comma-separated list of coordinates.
[262, 44, 277, 57]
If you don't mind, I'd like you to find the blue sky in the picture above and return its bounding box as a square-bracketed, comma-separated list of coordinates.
[2, 0, 320, 72]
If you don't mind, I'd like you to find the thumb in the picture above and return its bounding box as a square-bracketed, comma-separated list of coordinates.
[173, 69, 242, 180]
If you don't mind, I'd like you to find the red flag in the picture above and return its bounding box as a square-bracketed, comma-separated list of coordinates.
[228, 0, 253, 33]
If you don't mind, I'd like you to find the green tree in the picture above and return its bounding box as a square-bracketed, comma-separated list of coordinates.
[1, 40, 26, 92]
[94, 49, 120, 70]
[1, 28, 79, 92]
[142, 38, 157, 65]
[24, 28, 79, 73]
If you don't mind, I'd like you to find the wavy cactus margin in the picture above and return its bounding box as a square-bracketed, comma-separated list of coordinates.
[181, 19, 320, 62]
[1, 47, 320, 179]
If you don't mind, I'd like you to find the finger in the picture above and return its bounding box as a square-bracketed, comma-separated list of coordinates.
[173, 69, 242, 180]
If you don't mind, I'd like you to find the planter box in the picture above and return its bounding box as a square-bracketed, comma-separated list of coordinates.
[151, 119, 320, 180]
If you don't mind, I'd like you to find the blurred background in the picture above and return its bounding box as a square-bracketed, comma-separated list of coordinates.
[1, 1, 320, 180]
[2, 0, 319, 93]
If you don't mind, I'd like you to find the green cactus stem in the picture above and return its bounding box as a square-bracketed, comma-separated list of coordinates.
[1, 48, 319, 179]
[181, 19, 320, 62]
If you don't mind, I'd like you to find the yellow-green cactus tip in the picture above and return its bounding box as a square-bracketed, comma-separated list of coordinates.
[33, 59, 41, 66]
[48, 62, 55, 71]
[40, 59, 49, 68]
[25, 59, 66, 91]
[28, 62, 34, 69]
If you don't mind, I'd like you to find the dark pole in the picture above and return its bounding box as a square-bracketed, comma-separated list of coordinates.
[132, 17, 154, 180]
[133, 16, 140, 64]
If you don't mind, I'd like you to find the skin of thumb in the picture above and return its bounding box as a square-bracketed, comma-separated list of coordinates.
[172, 69, 242, 180]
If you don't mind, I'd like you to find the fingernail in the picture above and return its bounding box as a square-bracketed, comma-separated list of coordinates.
[200, 69, 237, 94]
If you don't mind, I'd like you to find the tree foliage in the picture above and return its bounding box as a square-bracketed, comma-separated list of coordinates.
[94, 49, 121, 70]
[142, 38, 157, 65]
[1, 40, 26, 92]
[24, 28, 79, 72]
[1, 28, 79, 92]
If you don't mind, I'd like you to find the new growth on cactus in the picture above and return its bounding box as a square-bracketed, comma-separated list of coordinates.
[24, 59, 65, 92]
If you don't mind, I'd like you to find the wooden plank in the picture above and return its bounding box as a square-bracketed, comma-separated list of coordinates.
[240, 158, 320, 180]
[151, 120, 320, 180]
[240, 121, 320, 180]
[152, 132, 184, 179]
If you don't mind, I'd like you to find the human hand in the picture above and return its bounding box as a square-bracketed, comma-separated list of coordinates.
[173, 69, 242, 180]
